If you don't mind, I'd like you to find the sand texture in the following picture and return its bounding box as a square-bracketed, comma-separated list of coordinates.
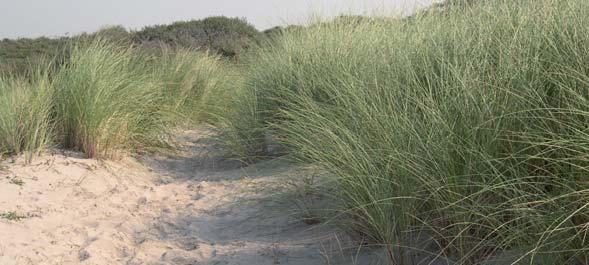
[0, 129, 381, 265]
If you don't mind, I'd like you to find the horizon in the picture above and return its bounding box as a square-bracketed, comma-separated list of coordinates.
[0, 0, 437, 39]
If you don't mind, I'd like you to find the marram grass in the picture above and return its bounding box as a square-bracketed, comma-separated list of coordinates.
[0, 71, 52, 161]
[0, 39, 228, 159]
[222, 0, 589, 263]
[1, 0, 589, 263]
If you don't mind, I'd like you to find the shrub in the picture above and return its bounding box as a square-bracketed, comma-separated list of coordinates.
[133, 16, 263, 58]
[0, 37, 69, 77]
[92, 25, 131, 45]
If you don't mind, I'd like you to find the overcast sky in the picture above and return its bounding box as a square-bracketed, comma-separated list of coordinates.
[0, 0, 437, 39]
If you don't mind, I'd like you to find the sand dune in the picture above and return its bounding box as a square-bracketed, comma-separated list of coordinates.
[0, 129, 380, 265]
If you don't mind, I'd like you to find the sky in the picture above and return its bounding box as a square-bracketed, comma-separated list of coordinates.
[0, 0, 437, 39]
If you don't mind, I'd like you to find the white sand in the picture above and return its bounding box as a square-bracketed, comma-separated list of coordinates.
[0, 129, 381, 265]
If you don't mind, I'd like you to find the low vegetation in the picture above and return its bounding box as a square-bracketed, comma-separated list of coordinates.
[8, 177, 25, 186]
[0, 211, 36, 221]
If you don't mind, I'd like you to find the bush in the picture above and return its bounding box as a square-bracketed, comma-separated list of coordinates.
[225, 0, 589, 263]
[92, 25, 131, 45]
[0, 37, 69, 77]
[0, 16, 260, 76]
[133, 16, 263, 58]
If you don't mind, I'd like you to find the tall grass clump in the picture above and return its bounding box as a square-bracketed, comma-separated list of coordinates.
[51, 40, 230, 158]
[0, 72, 52, 160]
[229, 0, 589, 263]
[0, 38, 226, 160]
[51, 40, 173, 157]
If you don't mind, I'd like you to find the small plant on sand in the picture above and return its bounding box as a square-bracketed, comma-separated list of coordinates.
[8, 177, 24, 186]
[288, 173, 324, 225]
[0, 211, 31, 221]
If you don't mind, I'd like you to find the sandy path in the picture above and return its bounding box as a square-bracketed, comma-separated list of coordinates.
[0, 128, 379, 265]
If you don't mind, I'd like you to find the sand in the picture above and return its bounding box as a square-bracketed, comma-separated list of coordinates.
[0, 128, 382, 265]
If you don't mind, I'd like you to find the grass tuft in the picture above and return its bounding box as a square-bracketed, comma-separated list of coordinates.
[0, 39, 227, 160]
[0, 211, 34, 221]
[0, 71, 52, 161]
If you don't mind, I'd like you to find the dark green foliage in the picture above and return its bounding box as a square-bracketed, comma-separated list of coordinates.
[91, 25, 132, 45]
[133, 16, 263, 58]
[0, 26, 131, 77]
[0, 16, 263, 75]
[263, 26, 285, 40]
[0, 37, 69, 76]
[263, 25, 306, 44]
